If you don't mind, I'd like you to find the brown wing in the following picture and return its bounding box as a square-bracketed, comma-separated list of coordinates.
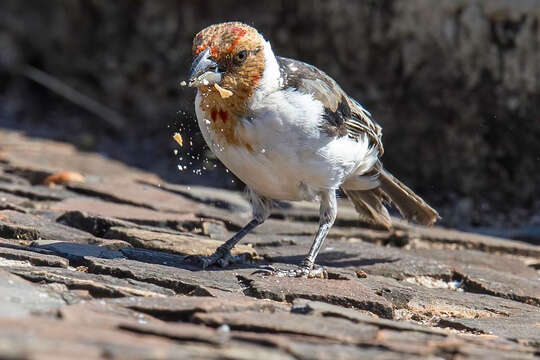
[276, 57, 384, 155]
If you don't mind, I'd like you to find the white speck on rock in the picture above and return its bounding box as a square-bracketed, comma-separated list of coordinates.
[217, 324, 230, 333]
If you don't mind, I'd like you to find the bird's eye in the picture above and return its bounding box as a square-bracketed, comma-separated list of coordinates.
[234, 50, 248, 65]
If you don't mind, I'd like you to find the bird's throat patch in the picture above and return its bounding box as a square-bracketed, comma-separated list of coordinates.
[200, 97, 254, 152]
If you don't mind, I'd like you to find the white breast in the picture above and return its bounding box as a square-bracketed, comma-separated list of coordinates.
[195, 89, 377, 201]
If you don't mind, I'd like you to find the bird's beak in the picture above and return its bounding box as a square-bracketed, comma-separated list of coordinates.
[188, 48, 222, 87]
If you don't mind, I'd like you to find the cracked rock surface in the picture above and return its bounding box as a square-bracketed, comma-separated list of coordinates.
[0, 130, 538, 359]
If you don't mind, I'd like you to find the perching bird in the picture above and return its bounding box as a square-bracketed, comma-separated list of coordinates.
[186, 22, 439, 277]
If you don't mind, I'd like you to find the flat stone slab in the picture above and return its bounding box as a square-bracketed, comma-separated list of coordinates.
[256, 237, 454, 280]
[104, 226, 256, 257]
[32, 240, 125, 260]
[0, 269, 66, 318]
[242, 273, 394, 319]
[456, 264, 540, 306]
[256, 237, 540, 308]
[0, 190, 34, 205]
[0, 316, 226, 360]
[118, 320, 229, 345]
[438, 314, 540, 346]
[292, 299, 448, 335]
[112, 294, 288, 320]
[403, 248, 539, 306]
[52, 197, 199, 226]
[409, 248, 537, 279]
[0, 130, 159, 182]
[404, 225, 540, 257]
[67, 179, 202, 213]
[361, 275, 540, 324]
[0, 182, 76, 201]
[6, 266, 175, 298]
[0, 240, 69, 268]
[85, 256, 247, 294]
[193, 310, 380, 344]
[0, 210, 98, 243]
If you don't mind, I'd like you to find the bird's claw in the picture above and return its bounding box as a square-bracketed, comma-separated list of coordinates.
[252, 264, 328, 279]
[185, 249, 252, 269]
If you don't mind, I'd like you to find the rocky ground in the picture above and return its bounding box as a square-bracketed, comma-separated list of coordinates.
[0, 128, 538, 359]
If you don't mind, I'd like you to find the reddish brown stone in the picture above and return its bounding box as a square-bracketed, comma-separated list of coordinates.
[242, 273, 394, 319]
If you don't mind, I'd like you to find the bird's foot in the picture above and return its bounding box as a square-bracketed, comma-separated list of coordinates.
[185, 246, 252, 269]
[253, 263, 327, 279]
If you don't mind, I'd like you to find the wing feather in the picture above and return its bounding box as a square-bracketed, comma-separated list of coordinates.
[276, 57, 383, 155]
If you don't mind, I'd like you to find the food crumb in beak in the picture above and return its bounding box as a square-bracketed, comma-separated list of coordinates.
[173, 132, 183, 147]
[180, 81, 187, 87]
[214, 84, 233, 98]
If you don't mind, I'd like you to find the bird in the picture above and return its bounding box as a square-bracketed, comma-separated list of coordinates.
[185, 22, 439, 277]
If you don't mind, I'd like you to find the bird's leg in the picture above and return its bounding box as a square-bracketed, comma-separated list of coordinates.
[256, 189, 337, 278]
[193, 219, 261, 268]
[187, 188, 272, 269]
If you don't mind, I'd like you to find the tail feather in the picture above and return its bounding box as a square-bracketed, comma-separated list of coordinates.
[343, 169, 439, 228]
[379, 169, 439, 226]
[343, 188, 392, 230]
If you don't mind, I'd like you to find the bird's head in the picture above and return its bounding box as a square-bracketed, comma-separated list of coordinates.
[188, 22, 266, 103]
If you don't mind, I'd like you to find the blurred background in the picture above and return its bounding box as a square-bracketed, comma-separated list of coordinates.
[0, 0, 538, 237]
